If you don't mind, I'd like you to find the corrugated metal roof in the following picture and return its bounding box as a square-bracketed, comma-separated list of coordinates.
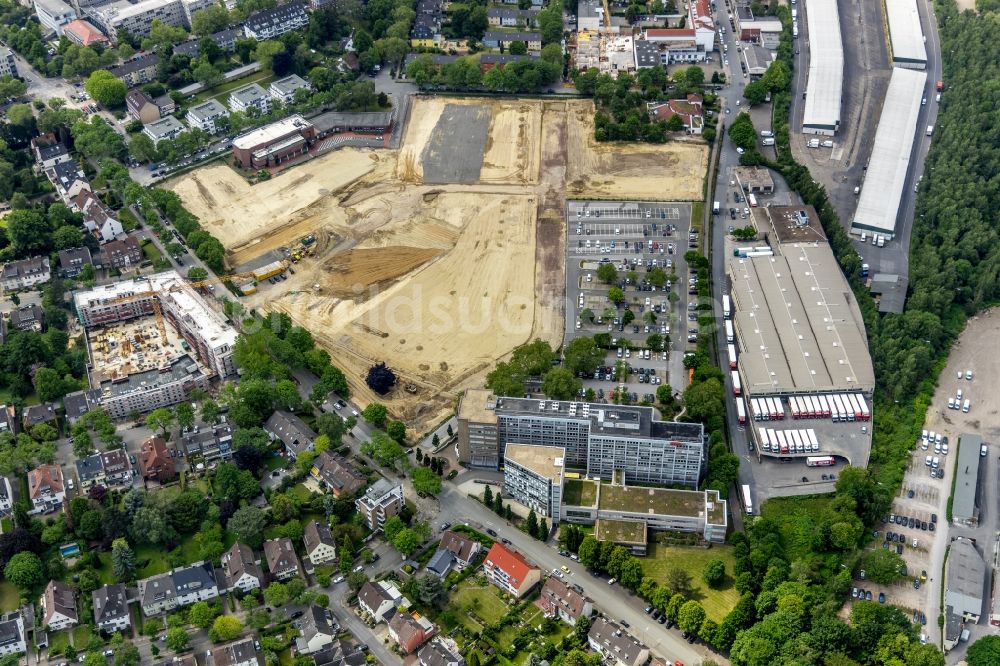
[886, 0, 927, 66]
[802, 0, 843, 131]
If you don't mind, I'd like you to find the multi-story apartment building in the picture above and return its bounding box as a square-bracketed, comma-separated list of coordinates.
[242, 1, 308, 40]
[458, 390, 706, 487]
[186, 99, 229, 134]
[0, 48, 19, 79]
[482, 543, 540, 598]
[181, 422, 234, 463]
[27, 464, 65, 514]
[105, 54, 160, 86]
[87, 0, 213, 39]
[97, 354, 210, 419]
[228, 83, 271, 115]
[102, 236, 143, 269]
[138, 561, 219, 616]
[93, 584, 130, 633]
[75, 453, 107, 489]
[588, 618, 648, 666]
[143, 116, 185, 145]
[268, 74, 311, 103]
[171, 27, 238, 56]
[354, 479, 404, 532]
[0, 613, 26, 657]
[538, 576, 591, 626]
[74, 272, 238, 378]
[72, 190, 124, 244]
[481, 31, 541, 51]
[503, 444, 564, 523]
[34, 0, 76, 35]
[46, 159, 90, 204]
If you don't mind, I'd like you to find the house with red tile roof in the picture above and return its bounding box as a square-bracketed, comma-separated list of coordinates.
[482, 543, 541, 598]
[388, 611, 435, 654]
[648, 95, 705, 134]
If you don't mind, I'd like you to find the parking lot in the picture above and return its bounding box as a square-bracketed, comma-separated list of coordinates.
[564, 201, 695, 403]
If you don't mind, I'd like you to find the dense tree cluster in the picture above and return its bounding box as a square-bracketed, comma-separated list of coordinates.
[405, 52, 561, 93]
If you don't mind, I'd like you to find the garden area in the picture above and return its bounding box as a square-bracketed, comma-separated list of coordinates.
[640, 543, 739, 622]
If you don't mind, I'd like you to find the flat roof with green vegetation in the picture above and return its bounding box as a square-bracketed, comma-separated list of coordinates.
[599, 483, 704, 518]
[706, 489, 726, 525]
[595, 518, 647, 545]
[563, 479, 598, 507]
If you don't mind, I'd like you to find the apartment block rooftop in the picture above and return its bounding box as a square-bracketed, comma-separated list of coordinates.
[98, 354, 204, 399]
[599, 482, 707, 518]
[504, 444, 564, 482]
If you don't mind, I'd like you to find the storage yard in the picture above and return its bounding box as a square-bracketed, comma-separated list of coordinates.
[167, 97, 709, 430]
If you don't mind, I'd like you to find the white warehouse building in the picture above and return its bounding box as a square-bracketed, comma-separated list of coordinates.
[802, 0, 843, 135]
[886, 0, 927, 69]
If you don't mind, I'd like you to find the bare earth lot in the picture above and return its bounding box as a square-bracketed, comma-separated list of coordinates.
[168, 98, 708, 431]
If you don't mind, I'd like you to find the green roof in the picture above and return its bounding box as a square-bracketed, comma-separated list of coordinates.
[595, 518, 647, 545]
[598, 483, 703, 518]
[563, 479, 598, 507]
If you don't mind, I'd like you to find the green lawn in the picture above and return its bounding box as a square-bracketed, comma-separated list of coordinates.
[288, 483, 315, 503]
[71, 625, 92, 648]
[0, 518, 11, 533]
[94, 552, 117, 585]
[265, 455, 287, 472]
[449, 582, 509, 632]
[640, 543, 740, 622]
[135, 544, 170, 578]
[191, 70, 277, 106]
[0, 582, 19, 613]
[47, 630, 71, 655]
[141, 240, 162, 263]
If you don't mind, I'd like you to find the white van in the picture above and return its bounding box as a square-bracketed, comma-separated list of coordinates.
[860, 232, 867, 243]
[963, 399, 971, 413]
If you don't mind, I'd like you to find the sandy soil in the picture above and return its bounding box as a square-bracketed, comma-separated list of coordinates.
[164, 149, 384, 263]
[566, 100, 709, 201]
[480, 101, 542, 184]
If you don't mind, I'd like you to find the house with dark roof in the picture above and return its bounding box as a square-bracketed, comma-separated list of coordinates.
[22, 402, 58, 428]
[93, 583, 130, 633]
[311, 640, 367, 666]
[1, 256, 51, 292]
[41, 580, 78, 631]
[181, 422, 234, 463]
[126, 89, 162, 124]
[101, 236, 143, 269]
[310, 451, 365, 497]
[72, 190, 123, 244]
[263, 537, 302, 580]
[108, 54, 161, 87]
[588, 618, 649, 666]
[0, 405, 13, 435]
[172, 27, 238, 57]
[294, 605, 338, 654]
[33, 139, 71, 170]
[357, 580, 402, 623]
[3, 304, 44, 341]
[388, 612, 435, 654]
[243, 2, 308, 40]
[138, 435, 175, 482]
[27, 464, 65, 514]
[0, 477, 14, 517]
[47, 159, 90, 204]
[303, 520, 337, 569]
[101, 449, 132, 486]
[63, 389, 101, 424]
[59, 247, 93, 278]
[0, 613, 26, 657]
[537, 576, 592, 625]
[138, 561, 219, 616]
[482, 31, 541, 50]
[221, 542, 263, 593]
[483, 543, 540, 598]
[213, 637, 260, 666]
[418, 638, 465, 666]
[265, 410, 316, 456]
[427, 530, 481, 578]
[75, 453, 106, 489]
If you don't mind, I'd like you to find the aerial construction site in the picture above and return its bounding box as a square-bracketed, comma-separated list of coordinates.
[167, 98, 709, 431]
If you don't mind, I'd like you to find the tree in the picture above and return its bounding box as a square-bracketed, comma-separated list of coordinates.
[542, 367, 582, 400]
[411, 467, 442, 495]
[128, 133, 157, 163]
[175, 402, 195, 431]
[483, 484, 493, 506]
[52, 225, 84, 251]
[656, 384, 674, 405]
[85, 70, 127, 106]
[187, 600, 219, 628]
[362, 403, 388, 428]
[596, 263, 618, 284]
[145, 407, 175, 437]
[607, 287, 625, 304]
[665, 567, 693, 596]
[578, 536, 599, 567]
[4, 551, 43, 588]
[743, 80, 768, 106]
[386, 420, 406, 444]
[165, 627, 189, 652]
[111, 538, 135, 580]
[208, 616, 243, 642]
[366, 362, 396, 394]
[193, 62, 223, 88]
[859, 549, 904, 585]
[253, 40, 286, 71]
[968, 636, 1000, 666]
[227, 505, 267, 548]
[5, 210, 50, 256]
[263, 582, 291, 607]
[526, 507, 538, 538]
[728, 112, 757, 150]
[391, 527, 422, 556]
[415, 575, 446, 606]
[703, 559, 725, 588]
[563, 337, 604, 375]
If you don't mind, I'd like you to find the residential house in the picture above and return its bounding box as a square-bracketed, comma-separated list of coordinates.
[102, 236, 143, 269]
[1, 257, 50, 292]
[0, 613, 26, 657]
[486, 7, 539, 27]
[63, 19, 110, 46]
[63, 389, 102, 424]
[269, 74, 311, 103]
[479, 53, 538, 71]
[263, 537, 302, 581]
[138, 435, 176, 482]
[229, 83, 272, 115]
[27, 464, 65, 514]
[0, 405, 15, 434]
[93, 584, 130, 633]
[427, 530, 481, 578]
[4, 304, 44, 336]
[482, 31, 542, 51]
[126, 89, 163, 124]
[648, 94, 704, 134]
[587, 618, 649, 666]
[243, 1, 308, 40]
[58, 247, 93, 278]
[22, 403, 57, 428]
[143, 116, 185, 146]
[186, 99, 229, 134]
[107, 55, 161, 87]
[72, 190, 124, 244]
[418, 638, 465, 666]
[46, 159, 90, 204]
[221, 542, 263, 593]
[138, 561, 219, 616]
[482, 543, 541, 598]
[354, 479, 404, 532]
[23, 403, 58, 428]
[311, 640, 367, 666]
[41, 580, 78, 631]
[171, 27, 238, 57]
[302, 520, 337, 569]
[357, 580, 402, 623]
[75, 453, 106, 490]
[264, 410, 316, 457]
[388, 612, 434, 654]
[101, 449, 133, 486]
[310, 451, 365, 497]
[537, 576, 592, 625]
[181, 422, 234, 463]
[32, 139, 71, 170]
[294, 605, 338, 655]
[213, 637, 260, 666]
[0, 47, 15, 79]
[0, 477, 14, 516]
